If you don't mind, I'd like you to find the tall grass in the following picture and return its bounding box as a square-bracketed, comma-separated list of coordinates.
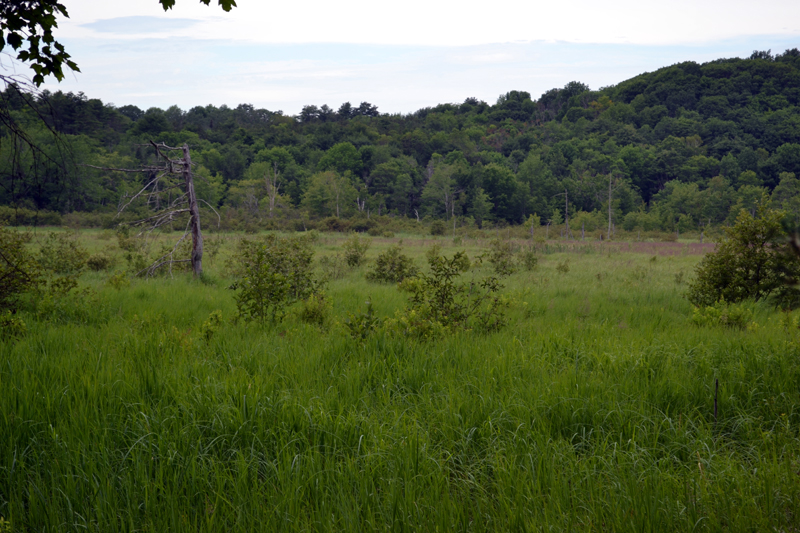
[1, 233, 798, 531]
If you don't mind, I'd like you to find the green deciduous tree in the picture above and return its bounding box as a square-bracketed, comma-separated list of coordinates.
[302, 171, 357, 218]
[686, 203, 800, 307]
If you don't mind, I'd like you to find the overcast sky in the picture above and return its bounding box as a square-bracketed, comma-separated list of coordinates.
[6, 0, 800, 114]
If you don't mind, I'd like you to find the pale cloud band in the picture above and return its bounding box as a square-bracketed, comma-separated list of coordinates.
[59, 0, 800, 46]
[6, 0, 800, 114]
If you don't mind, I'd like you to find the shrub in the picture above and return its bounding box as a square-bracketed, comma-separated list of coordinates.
[350, 217, 376, 233]
[430, 219, 446, 235]
[116, 226, 148, 273]
[322, 217, 351, 232]
[690, 299, 754, 330]
[229, 234, 320, 324]
[556, 259, 570, 274]
[366, 245, 419, 283]
[398, 250, 509, 333]
[687, 205, 800, 307]
[37, 231, 88, 275]
[87, 252, 115, 272]
[297, 292, 331, 327]
[425, 243, 442, 264]
[200, 310, 224, 343]
[0, 227, 41, 311]
[342, 233, 370, 267]
[344, 300, 382, 340]
[106, 271, 130, 290]
[487, 239, 517, 275]
[0, 310, 27, 340]
[519, 248, 538, 271]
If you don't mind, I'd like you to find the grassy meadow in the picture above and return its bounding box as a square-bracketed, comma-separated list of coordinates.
[1, 229, 799, 532]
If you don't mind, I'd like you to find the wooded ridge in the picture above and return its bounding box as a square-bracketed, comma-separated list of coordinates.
[2, 49, 799, 233]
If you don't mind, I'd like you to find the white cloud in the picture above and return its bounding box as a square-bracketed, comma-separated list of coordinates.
[58, 0, 800, 46]
[6, 1, 796, 115]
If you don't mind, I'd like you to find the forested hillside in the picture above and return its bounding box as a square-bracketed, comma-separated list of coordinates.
[2, 48, 800, 233]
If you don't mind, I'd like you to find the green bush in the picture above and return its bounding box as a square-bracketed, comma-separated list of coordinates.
[200, 310, 224, 343]
[366, 245, 419, 283]
[0, 310, 27, 340]
[487, 239, 517, 275]
[297, 292, 331, 326]
[429, 220, 446, 236]
[0, 206, 61, 226]
[229, 234, 320, 324]
[690, 299, 754, 330]
[344, 300, 382, 340]
[37, 231, 88, 275]
[342, 233, 370, 267]
[687, 205, 800, 307]
[116, 226, 148, 273]
[519, 248, 538, 271]
[106, 271, 130, 290]
[0, 227, 41, 311]
[87, 252, 115, 272]
[398, 250, 509, 333]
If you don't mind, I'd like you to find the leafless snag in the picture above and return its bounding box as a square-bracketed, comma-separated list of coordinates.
[265, 161, 280, 218]
[91, 141, 216, 277]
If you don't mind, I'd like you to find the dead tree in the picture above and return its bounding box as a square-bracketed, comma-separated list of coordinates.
[99, 142, 214, 276]
[265, 161, 280, 218]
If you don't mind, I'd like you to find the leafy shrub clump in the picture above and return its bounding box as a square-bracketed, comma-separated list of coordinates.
[429, 220, 446, 236]
[0, 227, 41, 311]
[398, 250, 509, 333]
[344, 300, 382, 340]
[556, 259, 570, 274]
[366, 245, 419, 283]
[690, 299, 754, 330]
[87, 252, 115, 272]
[0, 310, 27, 340]
[519, 248, 538, 271]
[687, 205, 800, 307]
[229, 234, 320, 324]
[342, 233, 370, 267]
[487, 239, 517, 275]
[200, 310, 224, 343]
[37, 231, 88, 275]
[106, 271, 130, 290]
[297, 292, 331, 326]
[116, 226, 148, 272]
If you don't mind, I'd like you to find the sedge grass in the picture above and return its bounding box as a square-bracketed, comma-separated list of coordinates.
[1, 232, 799, 532]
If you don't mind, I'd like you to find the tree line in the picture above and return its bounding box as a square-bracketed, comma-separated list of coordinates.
[1, 48, 800, 233]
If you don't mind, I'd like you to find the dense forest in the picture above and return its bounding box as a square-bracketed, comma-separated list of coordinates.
[2, 48, 800, 233]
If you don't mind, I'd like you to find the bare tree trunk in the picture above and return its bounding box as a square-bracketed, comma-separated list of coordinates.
[266, 162, 280, 218]
[182, 144, 203, 276]
[564, 189, 569, 240]
[607, 177, 613, 241]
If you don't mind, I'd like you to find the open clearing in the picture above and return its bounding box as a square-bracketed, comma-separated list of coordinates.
[1, 231, 799, 532]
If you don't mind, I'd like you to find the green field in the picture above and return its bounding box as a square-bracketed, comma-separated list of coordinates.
[1, 231, 799, 532]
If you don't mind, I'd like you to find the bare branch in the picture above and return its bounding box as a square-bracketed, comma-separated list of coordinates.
[198, 198, 222, 228]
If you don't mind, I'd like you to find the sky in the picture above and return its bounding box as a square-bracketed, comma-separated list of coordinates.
[4, 0, 800, 115]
